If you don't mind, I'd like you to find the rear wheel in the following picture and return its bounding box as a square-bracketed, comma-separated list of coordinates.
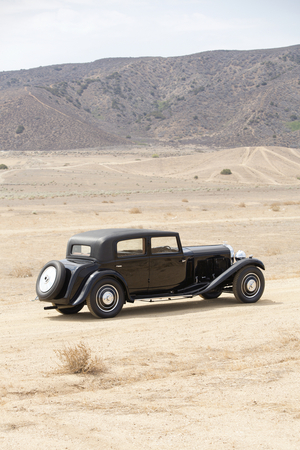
[53, 303, 84, 315]
[233, 266, 265, 303]
[87, 278, 124, 318]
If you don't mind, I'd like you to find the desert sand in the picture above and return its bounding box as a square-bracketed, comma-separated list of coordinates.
[0, 145, 300, 449]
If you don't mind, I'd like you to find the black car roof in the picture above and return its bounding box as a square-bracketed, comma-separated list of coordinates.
[66, 228, 179, 261]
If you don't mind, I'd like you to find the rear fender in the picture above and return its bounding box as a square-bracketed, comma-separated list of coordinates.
[71, 270, 131, 306]
[199, 258, 265, 295]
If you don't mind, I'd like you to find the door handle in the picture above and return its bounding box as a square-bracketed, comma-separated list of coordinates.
[116, 265, 122, 268]
[181, 259, 186, 263]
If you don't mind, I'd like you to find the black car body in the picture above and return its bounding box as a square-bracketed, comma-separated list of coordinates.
[36, 228, 265, 318]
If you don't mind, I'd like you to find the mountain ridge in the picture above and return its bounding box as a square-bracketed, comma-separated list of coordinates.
[1, 45, 300, 151]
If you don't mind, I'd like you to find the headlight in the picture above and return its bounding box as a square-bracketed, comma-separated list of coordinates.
[235, 250, 246, 260]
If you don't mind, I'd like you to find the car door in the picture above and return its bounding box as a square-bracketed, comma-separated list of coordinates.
[149, 235, 187, 292]
[114, 237, 149, 294]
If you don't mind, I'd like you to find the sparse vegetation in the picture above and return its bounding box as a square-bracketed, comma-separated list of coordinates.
[286, 120, 300, 131]
[0, 164, 8, 170]
[191, 86, 205, 94]
[290, 114, 298, 121]
[239, 202, 246, 207]
[271, 202, 280, 212]
[150, 111, 166, 120]
[152, 154, 159, 158]
[16, 125, 25, 134]
[221, 169, 232, 175]
[54, 342, 105, 374]
[10, 265, 32, 278]
[129, 207, 142, 214]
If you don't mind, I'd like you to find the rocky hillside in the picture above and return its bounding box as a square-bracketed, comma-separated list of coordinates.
[1, 45, 300, 150]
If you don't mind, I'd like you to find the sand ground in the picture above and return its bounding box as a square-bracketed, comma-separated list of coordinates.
[0, 146, 300, 449]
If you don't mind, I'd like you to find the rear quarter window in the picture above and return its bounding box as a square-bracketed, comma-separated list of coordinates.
[71, 245, 91, 256]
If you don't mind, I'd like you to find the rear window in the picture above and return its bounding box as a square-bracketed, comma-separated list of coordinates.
[71, 244, 91, 256]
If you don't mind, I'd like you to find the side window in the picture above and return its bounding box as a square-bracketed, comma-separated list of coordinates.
[117, 238, 145, 258]
[151, 236, 179, 254]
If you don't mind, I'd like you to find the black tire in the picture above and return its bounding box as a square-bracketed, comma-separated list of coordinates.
[87, 278, 124, 319]
[200, 288, 222, 300]
[233, 266, 265, 303]
[36, 260, 66, 300]
[53, 303, 84, 315]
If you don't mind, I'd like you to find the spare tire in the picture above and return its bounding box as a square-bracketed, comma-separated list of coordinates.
[36, 260, 66, 300]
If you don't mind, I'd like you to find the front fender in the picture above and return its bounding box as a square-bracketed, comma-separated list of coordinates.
[199, 258, 265, 295]
[71, 270, 131, 306]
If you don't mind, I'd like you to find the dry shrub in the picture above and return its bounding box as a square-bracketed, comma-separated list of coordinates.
[182, 198, 188, 203]
[10, 265, 32, 278]
[283, 201, 300, 205]
[239, 202, 246, 207]
[129, 207, 142, 214]
[221, 168, 232, 175]
[54, 342, 105, 375]
[270, 202, 280, 211]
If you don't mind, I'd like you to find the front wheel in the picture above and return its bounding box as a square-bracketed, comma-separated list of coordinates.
[233, 266, 265, 303]
[87, 278, 124, 318]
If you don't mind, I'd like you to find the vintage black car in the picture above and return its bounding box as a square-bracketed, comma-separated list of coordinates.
[36, 228, 265, 318]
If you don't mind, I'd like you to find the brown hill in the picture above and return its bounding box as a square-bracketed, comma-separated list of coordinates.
[0, 45, 300, 150]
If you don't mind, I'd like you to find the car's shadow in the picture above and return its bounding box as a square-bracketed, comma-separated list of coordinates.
[47, 296, 277, 322]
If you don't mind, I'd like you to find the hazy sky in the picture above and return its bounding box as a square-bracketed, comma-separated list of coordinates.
[1, 0, 300, 72]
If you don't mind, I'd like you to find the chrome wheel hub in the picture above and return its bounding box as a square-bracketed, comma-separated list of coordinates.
[96, 285, 119, 311]
[246, 279, 257, 292]
[102, 291, 114, 305]
[39, 266, 57, 293]
[241, 273, 260, 298]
